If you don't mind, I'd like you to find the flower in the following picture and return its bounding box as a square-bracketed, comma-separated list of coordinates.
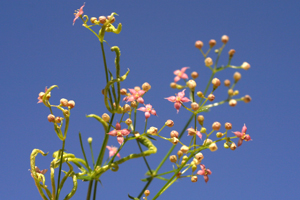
[107, 122, 131, 145]
[123, 88, 145, 104]
[197, 164, 212, 183]
[173, 67, 189, 82]
[165, 89, 190, 113]
[37, 87, 49, 103]
[73, 3, 85, 25]
[187, 127, 202, 139]
[232, 124, 251, 147]
[106, 146, 121, 158]
[137, 104, 157, 119]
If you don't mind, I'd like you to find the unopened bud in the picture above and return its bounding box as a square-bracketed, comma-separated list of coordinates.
[187, 80, 197, 90]
[224, 142, 230, 149]
[165, 120, 174, 127]
[123, 104, 131, 112]
[224, 79, 231, 87]
[68, 100, 75, 109]
[197, 115, 204, 125]
[192, 165, 198, 173]
[191, 175, 198, 182]
[107, 15, 115, 23]
[225, 122, 232, 130]
[170, 82, 177, 89]
[120, 88, 127, 95]
[48, 114, 55, 122]
[197, 91, 204, 98]
[147, 127, 158, 135]
[233, 72, 241, 82]
[195, 40, 203, 49]
[191, 71, 199, 79]
[176, 171, 182, 178]
[169, 155, 177, 163]
[195, 152, 204, 161]
[55, 116, 62, 123]
[130, 101, 137, 108]
[229, 49, 236, 58]
[144, 190, 150, 197]
[212, 78, 221, 88]
[142, 82, 151, 92]
[99, 16, 106, 24]
[221, 35, 229, 44]
[212, 122, 221, 131]
[170, 137, 179, 145]
[205, 57, 213, 66]
[233, 90, 239, 96]
[216, 132, 223, 138]
[134, 132, 140, 138]
[228, 89, 234, 96]
[200, 127, 207, 133]
[209, 143, 218, 152]
[241, 62, 250, 70]
[90, 17, 98, 24]
[170, 130, 179, 138]
[125, 118, 132, 126]
[243, 95, 252, 103]
[203, 138, 213, 145]
[182, 155, 188, 161]
[230, 143, 237, 150]
[180, 145, 189, 154]
[207, 94, 215, 102]
[209, 39, 216, 47]
[102, 113, 110, 122]
[229, 99, 237, 107]
[191, 102, 199, 111]
[60, 98, 68, 107]
[87, 137, 93, 143]
[177, 150, 183, 158]
[134, 86, 141, 91]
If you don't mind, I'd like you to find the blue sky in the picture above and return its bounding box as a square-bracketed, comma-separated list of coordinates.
[1, 0, 300, 199]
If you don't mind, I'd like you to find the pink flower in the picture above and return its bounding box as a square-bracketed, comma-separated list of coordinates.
[123, 88, 145, 104]
[232, 124, 251, 147]
[174, 67, 189, 82]
[73, 3, 85, 25]
[37, 87, 48, 103]
[187, 127, 202, 140]
[106, 146, 121, 158]
[137, 104, 157, 119]
[165, 89, 190, 113]
[107, 122, 131, 145]
[197, 164, 212, 183]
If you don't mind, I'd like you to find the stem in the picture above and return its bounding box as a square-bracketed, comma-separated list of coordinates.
[92, 181, 98, 200]
[55, 140, 66, 200]
[86, 180, 93, 200]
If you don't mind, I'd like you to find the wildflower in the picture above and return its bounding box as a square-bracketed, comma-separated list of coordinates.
[173, 67, 189, 83]
[37, 87, 50, 103]
[137, 104, 157, 119]
[165, 89, 191, 113]
[123, 88, 145, 104]
[73, 3, 85, 25]
[197, 164, 212, 183]
[107, 122, 131, 145]
[187, 127, 202, 140]
[106, 146, 121, 158]
[232, 124, 251, 147]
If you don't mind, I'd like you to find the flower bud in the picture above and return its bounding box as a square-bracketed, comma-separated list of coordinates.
[212, 122, 221, 131]
[134, 132, 140, 138]
[191, 102, 199, 111]
[221, 35, 229, 44]
[134, 86, 141, 91]
[195, 40, 203, 49]
[187, 80, 197, 90]
[125, 118, 132, 126]
[169, 155, 177, 163]
[90, 17, 98, 24]
[177, 150, 183, 158]
[102, 113, 110, 122]
[212, 78, 221, 88]
[147, 127, 158, 135]
[209, 39, 216, 47]
[192, 165, 198, 173]
[144, 190, 150, 197]
[47, 114, 55, 122]
[60, 98, 68, 107]
[165, 120, 174, 127]
[68, 100, 75, 109]
[142, 82, 151, 92]
[197, 115, 204, 125]
[233, 90, 239, 96]
[107, 15, 115, 23]
[224, 142, 230, 149]
[203, 138, 212, 145]
[225, 122, 232, 130]
[123, 104, 131, 112]
[87, 137, 93, 143]
[182, 155, 188, 161]
[228, 89, 234, 96]
[191, 71, 199, 79]
[195, 152, 204, 161]
[243, 95, 252, 103]
[241, 62, 250, 70]
[233, 72, 241, 82]
[224, 79, 231, 87]
[176, 171, 182, 178]
[99, 16, 106, 24]
[55, 116, 62, 123]
[170, 130, 179, 138]
[209, 143, 218, 152]
[216, 132, 223, 138]
[180, 145, 189, 154]
[170, 82, 177, 89]
[191, 175, 198, 182]
[130, 101, 137, 108]
[197, 91, 204, 98]
[230, 142, 237, 150]
[120, 88, 127, 95]
[229, 99, 237, 107]
[200, 127, 206, 133]
[205, 57, 213, 66]
[170, 137, 179, 145]
[207, 94, 215, 102]
[38, 92, 45, 99]
[229, 49, 236, 58]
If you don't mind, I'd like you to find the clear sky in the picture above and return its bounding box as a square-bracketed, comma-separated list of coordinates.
[1, 0, 300, 199]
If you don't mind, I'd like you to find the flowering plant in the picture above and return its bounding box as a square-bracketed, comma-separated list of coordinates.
[30, 3, 252, 200]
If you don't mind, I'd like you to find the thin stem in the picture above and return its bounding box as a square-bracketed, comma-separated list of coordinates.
[79, 132, 91, 171]
[86, 180, 93, 200]
[55, 140, 66, 200]
[92, 181, 98, 200]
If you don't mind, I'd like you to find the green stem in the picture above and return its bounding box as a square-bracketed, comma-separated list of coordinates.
[86, 180, 93, 200]
[92, 181, 98, 200]
[55, 139, 66, 200]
